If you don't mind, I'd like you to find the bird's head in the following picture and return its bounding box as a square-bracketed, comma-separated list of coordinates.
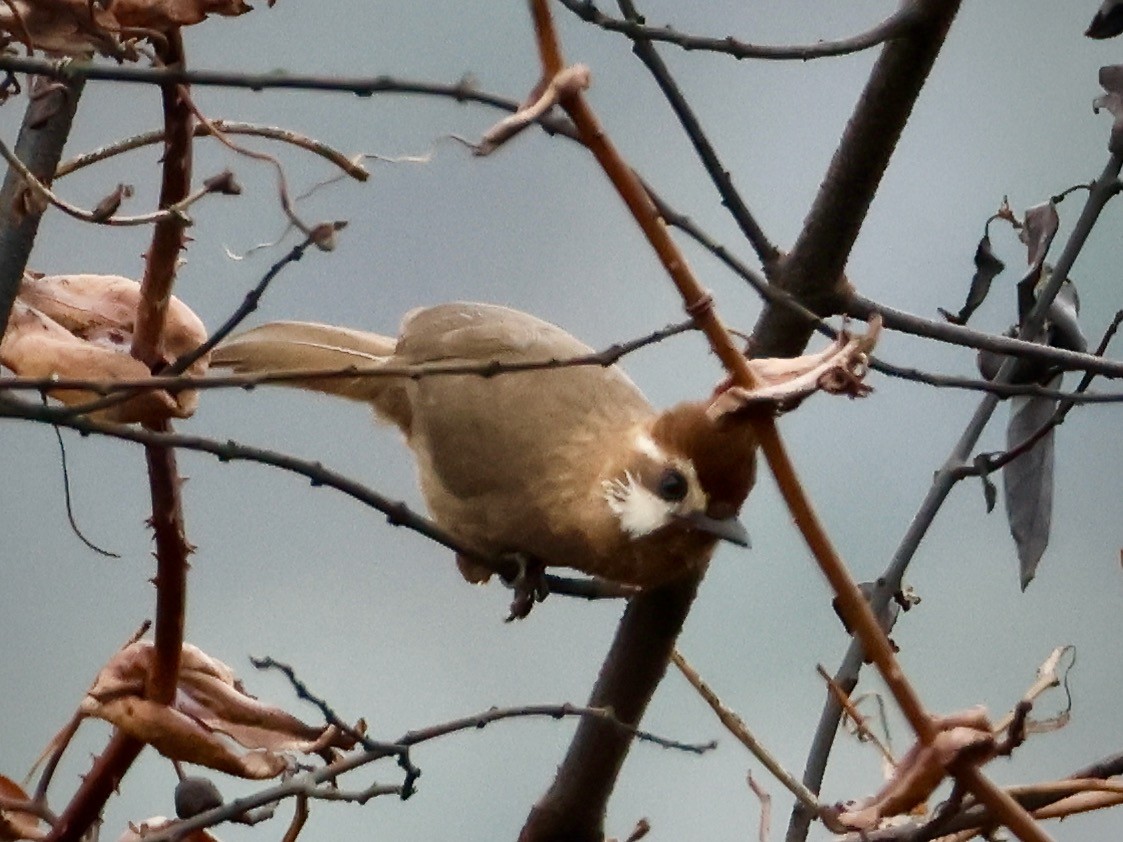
[601, 402, 756, 547]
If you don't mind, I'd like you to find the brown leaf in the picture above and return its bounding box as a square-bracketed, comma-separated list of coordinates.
[707, 317, 880, 417]
[118, 816, 220, 842]
[109, 0, 253, 29]
[90, 184, 135, 222]
[474, 64, 591, 155]
[832, 707, 997, 832]
[0, 274, 209, 424]
[0, 0, 253, 58]
[0, 775, 45, 841]
[80, 642, 357, 780]
[1094, 65, 1123, 154]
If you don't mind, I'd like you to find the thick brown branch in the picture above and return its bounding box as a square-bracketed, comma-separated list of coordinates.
[0, 74, 83, 337]
[753, 0, 964, 357]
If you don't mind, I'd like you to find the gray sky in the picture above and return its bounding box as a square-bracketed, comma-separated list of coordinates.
[2, 3, 1121, 840]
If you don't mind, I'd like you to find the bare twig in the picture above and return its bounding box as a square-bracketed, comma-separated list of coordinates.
[0, 395, 631, 603]
[673, 650, 821, 811]
[0, 135, 225, 226]
[559, 0, 918, 61]
[614, 0, 778, 266]
[0, 319, 696, 402]
[748, 773, 773, 842]
[138, 702, 713, 842]
[56, 121, 369, 183]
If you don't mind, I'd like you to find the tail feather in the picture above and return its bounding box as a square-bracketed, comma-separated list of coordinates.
[212, 321, 398, 402]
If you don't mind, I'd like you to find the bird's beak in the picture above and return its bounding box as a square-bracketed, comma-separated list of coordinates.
[682, 511, 750, 548]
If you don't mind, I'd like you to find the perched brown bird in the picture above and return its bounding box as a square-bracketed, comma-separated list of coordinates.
[212, 303, 756, 595]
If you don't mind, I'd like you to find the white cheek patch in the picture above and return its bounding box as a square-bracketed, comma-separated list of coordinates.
[633, 431, 667, 462]
[603, 472, 673, 538]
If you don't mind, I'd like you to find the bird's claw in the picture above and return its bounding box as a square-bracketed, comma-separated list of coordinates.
[501, 553, 549, 621]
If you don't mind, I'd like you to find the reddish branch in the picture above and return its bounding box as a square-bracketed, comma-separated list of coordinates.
[47, 30, 196, 842]
[135, 27, 194, 707]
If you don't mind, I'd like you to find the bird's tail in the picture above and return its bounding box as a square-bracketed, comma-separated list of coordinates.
[211, 321, 398, 403]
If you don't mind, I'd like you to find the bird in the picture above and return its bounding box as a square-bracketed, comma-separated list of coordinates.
[211, 303, 756, 605]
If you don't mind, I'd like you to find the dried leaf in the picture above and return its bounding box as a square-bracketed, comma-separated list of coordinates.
[202, 171, 242, 196]
[0, 274, 209, 424]
[0, 0, 252, 57]
[1003, 377, 1060, 591]
[90, 184, 134, 222]
[708, 317, 880, 417]
[981, 470, 997, 513]
[1046, 278, 1087, 353]
[0, 775, 45, 841]
[1087, 1, 1123, 38]
[832, 708, 997, 832]
[118, 816, 220, 842]
[1094, 65, 1123, 154]
[940, 233, 1005, 325]
[474, 64, 591, 155]
[1015, 202, 1060, 322]
[80, 642, 357, 780]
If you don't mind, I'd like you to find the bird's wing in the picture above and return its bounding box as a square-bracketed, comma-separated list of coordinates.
[211, 321, 397, 402]
[396, 302, 598, 363]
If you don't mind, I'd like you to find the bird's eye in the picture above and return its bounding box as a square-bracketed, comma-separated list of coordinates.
[657, 468, 689, 502]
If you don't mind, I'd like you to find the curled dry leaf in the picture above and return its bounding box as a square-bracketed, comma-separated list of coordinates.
[118, 816, 219, 842]
[1094, 65, 1123, 154]
[831, 707, 998, 832]
[0, 274, 209, 424]
[1087, 1, 1123, 39]
[0, 0, 252, 57]
[474, 64, 591, 155]
[707, 317, 881, 418]
[80, 642, 358, 780]
[0, 774, 45, 842]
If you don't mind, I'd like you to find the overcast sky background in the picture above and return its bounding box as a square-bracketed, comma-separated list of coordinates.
[2, 2, 1121, 840]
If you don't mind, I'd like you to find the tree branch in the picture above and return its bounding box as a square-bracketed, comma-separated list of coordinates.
[752, 0, 964, 358]
[789, 153, 1123, 842]
[559, 0, 918, 61]
[0, 74, 84, 337]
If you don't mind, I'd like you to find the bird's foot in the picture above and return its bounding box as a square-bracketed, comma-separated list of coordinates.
[500, 553, 549, 621]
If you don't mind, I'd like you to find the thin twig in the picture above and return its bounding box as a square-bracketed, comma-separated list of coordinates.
[0, 395, 631, 603]
[56, 120, 370, 182]
[673, 650, 821, 811]
[614, 0, 778, 266]
[0, 134, 222, 226]
[0, 319, 696, 402]
[137, 703, 713, 842]
[559, 0, 918, 61]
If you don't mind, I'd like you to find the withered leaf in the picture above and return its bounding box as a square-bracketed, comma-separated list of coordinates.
[0, 775, 45, 841]
[118, 816, 220, 842]
[708, 318, 879, 417]
[0, 274, 209, 424]
[90, 184, 134, 222]
[1087, 2, 1123, 40]
[1004, 379, 1060, 591]
[0, 0, 253, 57]
[1093, 65, 1123, 154]
[80, 642, 358, 780]
[832, 708, 997, 832]
[940, 233, 1005, 325]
